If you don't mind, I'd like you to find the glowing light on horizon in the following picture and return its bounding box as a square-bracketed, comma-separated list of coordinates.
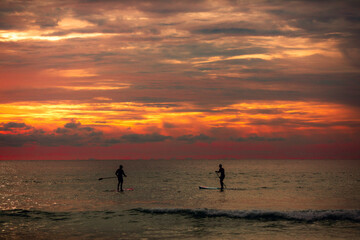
[0, 30, 119, 42]
[0, 100, 357, 137]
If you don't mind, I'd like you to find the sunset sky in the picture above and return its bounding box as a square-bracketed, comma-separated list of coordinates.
[0, 0, 359, 160]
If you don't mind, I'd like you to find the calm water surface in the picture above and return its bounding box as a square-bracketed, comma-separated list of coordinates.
[1, 159, 359, 239]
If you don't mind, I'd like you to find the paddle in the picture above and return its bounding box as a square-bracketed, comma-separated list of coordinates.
[98, 177, 117, 181]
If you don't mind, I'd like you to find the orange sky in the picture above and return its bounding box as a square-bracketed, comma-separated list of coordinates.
[0, 0, 359, 160]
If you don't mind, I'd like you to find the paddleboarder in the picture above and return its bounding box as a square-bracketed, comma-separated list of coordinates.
[115, 165, 127, 192]
[215, 164, 225, 190]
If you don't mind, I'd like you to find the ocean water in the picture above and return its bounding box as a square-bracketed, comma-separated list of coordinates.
[1, 159, 359, 239]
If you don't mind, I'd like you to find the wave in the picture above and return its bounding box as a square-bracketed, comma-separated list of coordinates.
[0, 209, 72, 221]
[134, 208, 360, 222]
[4, 208, 360, 223]
[0, 209, 118, 220]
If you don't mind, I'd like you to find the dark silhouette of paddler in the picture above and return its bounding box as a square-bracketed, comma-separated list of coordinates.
[115, 165, 127, 192]
[215, 164, 225, 190]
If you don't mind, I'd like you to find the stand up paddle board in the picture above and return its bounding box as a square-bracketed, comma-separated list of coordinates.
[104, 188, 134, 192]
[199, 186, 221, 190]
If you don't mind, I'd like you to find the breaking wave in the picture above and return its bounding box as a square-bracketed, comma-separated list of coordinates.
[0, 209, 72, 221]
[3, 208, 360, 223]
[134, 208, 360, 222]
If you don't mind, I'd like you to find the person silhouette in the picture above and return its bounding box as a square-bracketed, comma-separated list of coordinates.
[115, 165, 127, 192]
[215, 164, 225, 190]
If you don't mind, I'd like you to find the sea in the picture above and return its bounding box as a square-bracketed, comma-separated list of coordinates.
[1, 159, 359, 240]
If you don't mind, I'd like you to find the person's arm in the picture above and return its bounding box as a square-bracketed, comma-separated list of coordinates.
[123, 170, 127, 177]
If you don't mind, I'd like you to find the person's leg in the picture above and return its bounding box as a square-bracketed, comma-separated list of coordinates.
[117, 180, 120, 192]
[120, 179, 124, 191]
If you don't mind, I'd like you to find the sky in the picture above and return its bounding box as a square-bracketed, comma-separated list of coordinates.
[0, 0, 359, 160]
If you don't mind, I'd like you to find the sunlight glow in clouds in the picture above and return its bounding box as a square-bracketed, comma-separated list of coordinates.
[0, 30, 118, 42]
[0, 0, 359, 160]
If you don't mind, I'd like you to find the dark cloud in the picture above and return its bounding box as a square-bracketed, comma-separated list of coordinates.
[266, 0, 360, 67]
[55, 127, 69, 134]
[176, 134, 214, 143]
[77, 0, 212, 15]
[82, 127, 95, 131]
[0, 1, 30, 30]
[0, 131, 86, 147]
[249, 118, 360, 128]
[242, 109, 284, 115]
[55, 121, 95, 133]
[0, 133, 31, 147]
[131, 1, 211, 15]
[120, 133, 172, 143]
[194, 27, 287, 37]
[161, 43, 268, 60]
[231, 134, 285, 142]
[0, 122, 32, 132]
[0, 121, 103, 147]
[266, 0, 360, 36]
[0, 1, 66, 30]
[163, 122, 176, 128]
[0, 69, 359, 108]
[221, 88, 301, 102]
[104, 133, 172, 145]
[64, 120, 81, 129]
[338, 34, 360, 67]
[244, 73, 360, 107]
[143, 103, 180, 108]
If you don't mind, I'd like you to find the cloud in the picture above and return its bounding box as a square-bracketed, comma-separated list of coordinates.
[194, 27, 287, 37]
[160, 43, 269, 60]
[64, 120, 81, 129]
[248, 117, 360, 128]
[104, 133, 172, 145]
[0, 122, 32, 132]
[0, 68, 359, 111]
[56, 120, 95, 133]
[0, 1, 65, 30]
[242, 109, 284, 115]
[0, 131, 86, 147]
[266, 0, 360, 37]
[176, 133, 214, 143]
[0, 120, 218, 147]
[120, 133, 172, 143]
[163, 122, 176, 128]
[231, 134, 285, 142]
[0, 121, 103, 147]
[0, 0, 359, 160]
[0, 133, 31, 147]
[1, 0, 359, 109]
[265, 0, 360, 68]
[55, 127, 70, 134]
